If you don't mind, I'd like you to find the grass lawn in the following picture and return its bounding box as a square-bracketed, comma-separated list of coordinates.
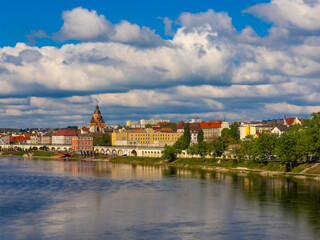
[1, 151, 13, 155]
[13, 151, 25, 156]
[32, 151, 56, 157]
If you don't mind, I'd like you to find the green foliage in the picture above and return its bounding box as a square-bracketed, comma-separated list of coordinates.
[303, 112, 320, 155]
[183, 125, 191, 148]
[254, 133, 277, 161]
[161, 145, 177, 162]
[197, 129, 204, 143]
[221, 128, 231, 138]
[276, 130, 300, 163]
[230, 122, 240, 140]
[209, 137, 226, 157]
[162, 126, 192, 161]
[33, 151, 55, 157]
[93, 134, 111, 146]
[188, 141, 208, 157]
[13, 152, 25, 156]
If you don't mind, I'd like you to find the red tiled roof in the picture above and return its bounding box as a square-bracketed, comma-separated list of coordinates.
[190, 123, 201, 131]
[285, 118, 295, 125]
[200, 121, 222, 129]
[249, 121, 266, 124]
[159, 127, 173, 133]
[82, 128, 89, 131]
[53, 130, 77, 136]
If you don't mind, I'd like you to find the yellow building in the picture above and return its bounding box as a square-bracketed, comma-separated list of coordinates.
[112, 128, 183, 147]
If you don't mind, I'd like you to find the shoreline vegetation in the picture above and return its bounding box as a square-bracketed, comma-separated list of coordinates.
[1, 151, 320, 180]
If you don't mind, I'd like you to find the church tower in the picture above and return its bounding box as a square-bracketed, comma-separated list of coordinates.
[90, 105, 106, 127]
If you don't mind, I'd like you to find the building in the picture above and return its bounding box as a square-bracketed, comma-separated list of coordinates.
[52, 130, 77, 145]
[112, 128, 183, 147]
[80, 128, 90, 134]
[71, 135, 94, 152]
[200, 121, 229, 142]
[0, 135, 10, 144]
[239, 121, 273, 140]
[176, 122, 201, 144]
[140, 119, 170, 126]
[41, 135, 52, 145]
[284, 117, 303, 125]
[89, 105, 106, 133]
[30, 134, 41, 144]
[271, 125, 290, 136]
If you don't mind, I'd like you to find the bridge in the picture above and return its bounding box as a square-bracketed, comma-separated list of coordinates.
[0, 144, 164, 158]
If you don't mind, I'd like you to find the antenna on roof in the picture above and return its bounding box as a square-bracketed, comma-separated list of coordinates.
[242, 114, 245, 123]
[92, 96, 99, 106]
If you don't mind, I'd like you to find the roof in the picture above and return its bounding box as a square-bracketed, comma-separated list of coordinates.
[272, 125, 290, 131]
[53, 130, 77, 136]
[82, 128, 89, 131]
[190, 123, 201, 131]
[127, 129, 145, 133]
[200, 121, 222, 129]
[285, 117, 296, 125]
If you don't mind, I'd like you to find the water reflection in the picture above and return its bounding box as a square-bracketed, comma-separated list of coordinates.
[0, 157, 320, 240]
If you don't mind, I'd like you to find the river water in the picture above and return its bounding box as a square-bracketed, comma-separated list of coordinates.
[0, 157, 320, 240]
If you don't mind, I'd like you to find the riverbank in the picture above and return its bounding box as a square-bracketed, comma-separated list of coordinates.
[1, 151, 320, 179]
[108, 156, 320, 180]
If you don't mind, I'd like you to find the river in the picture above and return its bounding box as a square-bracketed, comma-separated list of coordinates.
[0, 157, 320, 240]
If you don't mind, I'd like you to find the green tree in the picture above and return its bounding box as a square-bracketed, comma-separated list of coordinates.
[221, 128, 231, 138]
[162, 145, 177, 162]
[188, 141, 208, 157]
[93, 134, 111, 146]
[209, 137, 225, 157]
[303, 112, 320, 155]
[230, 122, 240, 140]
[254, 133, 277, 161]
[276, 130, 299, 163]
[197, 129, 204, 143]
[183, 125, 191, 148]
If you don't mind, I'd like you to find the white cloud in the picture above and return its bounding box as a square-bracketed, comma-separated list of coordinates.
[53, 7, 164, 47]
[2, 5, 320, 127]
[245, 0, 320, 31]
[265, 102, 320, 114]
[178, 9, 235, 34]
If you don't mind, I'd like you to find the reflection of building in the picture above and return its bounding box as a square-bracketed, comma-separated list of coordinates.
[90, 105, 106, 133]
[72, 135, 94, 152]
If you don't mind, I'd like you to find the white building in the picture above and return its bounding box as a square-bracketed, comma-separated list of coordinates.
[52, 130, 78, 145]
[140, 119, 170, 126]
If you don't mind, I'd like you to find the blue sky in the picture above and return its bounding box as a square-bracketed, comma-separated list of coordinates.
[0, 0, 320, 127]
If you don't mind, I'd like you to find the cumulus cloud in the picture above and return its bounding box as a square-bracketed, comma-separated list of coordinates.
[265, 102, 320, 114]
[2, 4, 320, 127]
[50, 7, 165, 47]
[245, 0, 320, 31]
[159, 17, 174, 36]
[178, 9, 235, 35]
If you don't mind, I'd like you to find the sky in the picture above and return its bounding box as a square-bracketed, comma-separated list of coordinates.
[1, 0, 320, 128]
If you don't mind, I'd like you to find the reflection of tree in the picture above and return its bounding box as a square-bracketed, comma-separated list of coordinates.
[233, 174, 320, 233]
[161, 166, 320, 235]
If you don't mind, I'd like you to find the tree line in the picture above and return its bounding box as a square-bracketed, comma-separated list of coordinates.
[162, 112, 320, 164]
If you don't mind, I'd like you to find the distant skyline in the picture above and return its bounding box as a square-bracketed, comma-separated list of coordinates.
[1, 0, 320, 127]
